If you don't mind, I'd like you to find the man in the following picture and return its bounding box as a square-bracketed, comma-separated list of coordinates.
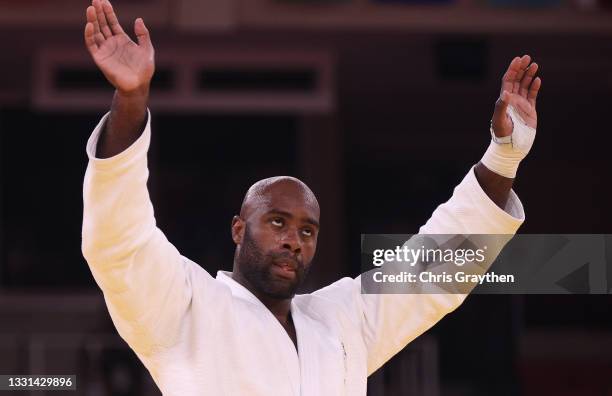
[81, 0, 541, 394]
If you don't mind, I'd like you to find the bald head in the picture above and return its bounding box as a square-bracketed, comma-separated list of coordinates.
[240, 176, 320, 220]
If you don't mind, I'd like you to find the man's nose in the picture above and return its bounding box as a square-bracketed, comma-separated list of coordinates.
[281, 228, 302, 254]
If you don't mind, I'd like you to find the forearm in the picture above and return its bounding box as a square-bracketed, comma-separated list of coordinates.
[83, 107, 155, 265]
[474, 161, 514, 210]
[96, 86, 149, 158]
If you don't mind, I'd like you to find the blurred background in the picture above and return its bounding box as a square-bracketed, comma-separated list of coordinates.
[0, 0, 611, 395]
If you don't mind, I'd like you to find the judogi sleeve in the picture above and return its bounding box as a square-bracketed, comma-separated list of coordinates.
[81, 110, 207, 357]
[312, 167, 525, 375]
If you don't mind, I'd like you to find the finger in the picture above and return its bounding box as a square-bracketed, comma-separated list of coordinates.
[84, 22, 98, 55]
[527, 77, 541, 107]
[102, 0, 124, 35]
[519, 62, 538, 98]
[86, 5, 105, 46]
[512, 55, 531, 93]
[93, 0, 113, 39]
[501, 56, 520, 95]
[134, 18, 153, 51]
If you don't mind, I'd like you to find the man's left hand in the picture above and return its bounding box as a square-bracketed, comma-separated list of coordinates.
[491, 54, 541, 137]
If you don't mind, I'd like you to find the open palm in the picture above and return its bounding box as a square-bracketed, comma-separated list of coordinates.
[84, 0, 154, 93]
[492, 55, 542, 137]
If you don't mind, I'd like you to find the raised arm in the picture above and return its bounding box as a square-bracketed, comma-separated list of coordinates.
[313, 55, 540, 375]
[84, 0, 154, 157]
[81, 0, 202, 360]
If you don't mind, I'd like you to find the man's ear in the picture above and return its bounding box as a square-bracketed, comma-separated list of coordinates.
[231, 215, 245, 245]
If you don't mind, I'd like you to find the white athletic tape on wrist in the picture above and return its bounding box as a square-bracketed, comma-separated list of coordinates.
[481, 105, 536, 178]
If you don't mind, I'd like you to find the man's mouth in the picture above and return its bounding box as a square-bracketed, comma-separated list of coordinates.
[272, 259, 298, 279]
[274, 259, 297, 271]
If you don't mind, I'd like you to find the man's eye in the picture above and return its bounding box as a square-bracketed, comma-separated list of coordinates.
[302, 228, 313, 237]
[271, 218, 284, 227]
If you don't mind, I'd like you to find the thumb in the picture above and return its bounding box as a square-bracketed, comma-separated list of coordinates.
[134, 18, 153, 51]
[492, 90, 511, 131]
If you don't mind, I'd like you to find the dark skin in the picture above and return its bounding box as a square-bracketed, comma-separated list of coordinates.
[85, 0, 541, 349]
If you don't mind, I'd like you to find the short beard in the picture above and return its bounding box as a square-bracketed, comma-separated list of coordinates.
[235, 226, 308, 299]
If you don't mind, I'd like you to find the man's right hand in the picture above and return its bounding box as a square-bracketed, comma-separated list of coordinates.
[84, 0, 154, 94]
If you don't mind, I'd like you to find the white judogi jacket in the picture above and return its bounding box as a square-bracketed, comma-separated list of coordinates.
[82, 111, 524, 396]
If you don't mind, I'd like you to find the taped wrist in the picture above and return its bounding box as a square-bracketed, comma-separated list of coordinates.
[480, 105, 536, 179]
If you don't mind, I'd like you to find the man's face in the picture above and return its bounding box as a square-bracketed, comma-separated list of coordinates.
[234, 181, 320, 299]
